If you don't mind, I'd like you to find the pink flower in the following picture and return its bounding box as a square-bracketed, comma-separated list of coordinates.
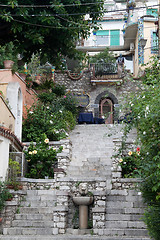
[64, 95, 66, 98]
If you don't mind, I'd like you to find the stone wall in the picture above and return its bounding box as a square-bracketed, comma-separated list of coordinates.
[0, 189, 26, 233]
[55, 70, 142, 121]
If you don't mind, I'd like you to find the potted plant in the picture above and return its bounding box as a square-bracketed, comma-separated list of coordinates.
[0, 42, 18, 69]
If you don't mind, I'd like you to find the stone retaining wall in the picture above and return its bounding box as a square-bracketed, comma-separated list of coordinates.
[0, 190, 26, 233]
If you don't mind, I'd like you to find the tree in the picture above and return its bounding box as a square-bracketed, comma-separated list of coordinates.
[0, 0, 104, 67]
[88, 47, 115, 64]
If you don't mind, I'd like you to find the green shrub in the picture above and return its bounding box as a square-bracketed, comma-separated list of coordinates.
[24, 134, 62, 179]
[0, 182, 13, 212]
[22, 84, 77, 142]
[143, 205, 160, 240]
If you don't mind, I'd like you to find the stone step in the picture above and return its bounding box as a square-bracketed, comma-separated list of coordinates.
[102, 228, 149, 237]
[106, 213, 144, 221]
[3, 228, 54, 235]
[106, 207, 145, 214]
[106, 201, 134, 208]
[26, 190, 57, 196]
[25, 195, 57, 201]
[11, 220, 54, 228]
[107, 195, 143, 202]
[20, 207, 55, 214]
[105, 220, 147, 229]
[15, 213, 53, 221]
[0, 235, 151, 240]
[21, 200, 57, 207]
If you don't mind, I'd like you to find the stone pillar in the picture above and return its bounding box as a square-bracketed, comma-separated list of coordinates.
[79, 205, 88, 229]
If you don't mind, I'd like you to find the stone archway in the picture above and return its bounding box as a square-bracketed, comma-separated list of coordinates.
[94, 90, 119, 123]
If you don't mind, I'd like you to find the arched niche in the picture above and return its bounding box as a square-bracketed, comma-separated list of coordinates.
[94, 90, 119, 123]
[7, 82, 23, 140]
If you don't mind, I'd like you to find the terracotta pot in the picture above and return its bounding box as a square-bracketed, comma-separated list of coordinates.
[7, 184, 14, 189]
[0, 218, 2, 223]
[6, 198, 13, 201]
[18, 185, 23, 190]
[3, 60, 14, 69]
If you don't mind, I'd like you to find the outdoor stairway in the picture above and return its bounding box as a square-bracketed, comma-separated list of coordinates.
[3, 190, 58, 236]
[66, 124, 136, 179]
[104, 189, 148, 237]
[1, 124, 151, 240]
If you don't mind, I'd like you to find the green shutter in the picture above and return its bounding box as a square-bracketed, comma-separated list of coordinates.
[110, 30, 120, 46]
[96, 30, 109, 36]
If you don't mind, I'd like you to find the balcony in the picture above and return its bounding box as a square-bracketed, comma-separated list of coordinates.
[90, 63, 123, 85]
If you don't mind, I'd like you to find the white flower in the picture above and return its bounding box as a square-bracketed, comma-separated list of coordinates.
[44, 138, 49, 144]
[29, 111, 33, 114]
[33, 150, 37, 154]
[119, 158, 123, 163]
[50, 120, 53, 124]
[146, 106, 149, 111]
[46, 106, 49, 109]
[59, 110, 62, 113]
[142, 95, 145, 99]
[29, 151, 33, 155]
[138, 116, 140, 119]
[137, 192, 141, 196]
[143, 131, 146, 135]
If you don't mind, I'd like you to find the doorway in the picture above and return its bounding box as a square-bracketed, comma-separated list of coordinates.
[99, 98, 113, 124]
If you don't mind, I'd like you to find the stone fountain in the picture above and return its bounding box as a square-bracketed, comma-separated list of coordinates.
[73, 183, 93, 229]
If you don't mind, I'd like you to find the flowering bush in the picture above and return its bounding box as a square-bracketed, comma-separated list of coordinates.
[118, 147, 141, 178]
[24, 134, 62, 179]
[22, 83, 77, 142]
[118, 56, 160, 240]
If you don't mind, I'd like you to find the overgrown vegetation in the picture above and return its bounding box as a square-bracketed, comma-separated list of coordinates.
[119, 56, 160, 240]
[22, 83, 77, 142]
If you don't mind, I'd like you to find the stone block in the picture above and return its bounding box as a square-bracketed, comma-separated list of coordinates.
[52, 228, 59, 235]
[57, 222, 65, 228]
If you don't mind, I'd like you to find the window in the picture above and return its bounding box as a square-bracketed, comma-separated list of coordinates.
[151, 31, 158, 53]
[96, 30, 109, 46]
[95, 29, 120, 46]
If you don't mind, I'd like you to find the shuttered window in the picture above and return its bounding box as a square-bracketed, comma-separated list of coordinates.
[110, 30, 120, 46]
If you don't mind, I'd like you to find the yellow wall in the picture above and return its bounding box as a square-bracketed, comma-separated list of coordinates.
[133, 20, 157, 77]
[0, 96, 15, 132]
[144, 20, 157, 64]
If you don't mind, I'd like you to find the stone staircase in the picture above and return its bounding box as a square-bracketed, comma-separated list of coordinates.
[0, 124, 151, 240]
[3, 190, 57, 236]
[104, 189, 148, 238]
